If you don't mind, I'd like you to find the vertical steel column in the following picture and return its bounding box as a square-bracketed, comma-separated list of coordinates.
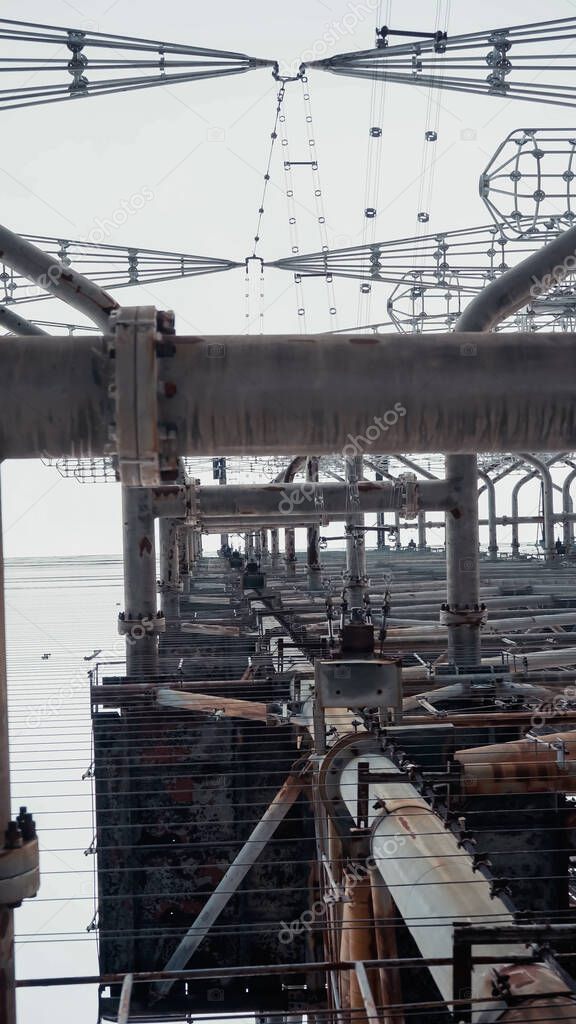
[270, 528, 280, 566]
[190, 527, 202, 571]
[306, 457, 322, 591]
[121, 486, 159, 679]
[520, 453, 555, 562]
[345, 455, 367, 609]
[563, 468, 576, 553]
[158, 517, 180, 619]
[245, 533, 255, 558]
[478, 469, 498, 561]
[277, 457, 304, 577]
[0, 476, 16, 1024]
[393, 510, 401, 549]
[176, 524, 189, 592]
[445, 455, 482, 668]
[417, 511, 427, 552]
[448, 225, 576, 665]
[375, 470, 387, 550]
[219, 457, 229, 551]
[284, 527, 296, 576]
[260, 529, 269, 562]
[511, 472, 533, 557]
[254, 531, 262, 559]
[180, 526, 191, 594]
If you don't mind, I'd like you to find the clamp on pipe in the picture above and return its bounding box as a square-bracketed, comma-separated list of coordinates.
[399, 472, 418, 518]
[107, 305, 178, 486]
[439, 604, 487, 628]
[117, 612, 166, 636]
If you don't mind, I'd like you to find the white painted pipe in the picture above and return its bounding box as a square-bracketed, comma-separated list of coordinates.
[402, 646, 576, 682]
[337, 753, 519, 1016]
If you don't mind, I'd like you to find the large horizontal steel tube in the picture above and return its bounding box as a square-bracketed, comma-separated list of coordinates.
[3, 332, 576, 457]
[456, 730, 576, 796]
[193, 480, 457, 519]
[0, 335, 111, 458]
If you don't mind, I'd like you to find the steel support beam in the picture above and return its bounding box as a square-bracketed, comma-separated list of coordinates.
[445, 455, 481, 668]
[121, 486, 161, 679]
[306, 457, 322, 590]
[192, 479, 455, 520]
[478, 469, 497, 560]
[345, 455, 367, 609]
[3, 332, 576, 457]
[417, 510, 427, 552]
[158, 517, 180, 618]
[563, 468, 576, 552]
[519, 453, 555, 561]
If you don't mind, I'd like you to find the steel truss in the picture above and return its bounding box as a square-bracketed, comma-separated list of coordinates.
[308, 16, 576, 108]
[0, 234, 240, 306]
[0, 18, 274, 112]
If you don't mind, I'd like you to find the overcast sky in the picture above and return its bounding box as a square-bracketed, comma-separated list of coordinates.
[4, 2, 576, 1022]
[2, 0, 574, 558]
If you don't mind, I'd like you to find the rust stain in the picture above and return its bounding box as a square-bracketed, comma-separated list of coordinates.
[139, 536, 153, 556]
[398, 815, 417, 839]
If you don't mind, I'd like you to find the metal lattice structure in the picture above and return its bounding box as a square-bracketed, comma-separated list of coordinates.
[0, 18, 274, 112]
[0, 317, 100, 335]
[481, 128, 576, 236]
[268, 222, 559, 292]
[0, 235, 241, 305]
[40, 455, 117, 483]
[309, 16, 576, 108]
[384, 276, 576, 334]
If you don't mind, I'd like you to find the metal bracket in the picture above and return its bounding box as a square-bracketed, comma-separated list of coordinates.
[452, 923, 576, 1023]
[117, 613, 166, 635]
[439, 605, 488, 628]
[109, 306, 161, 486]
[109, 306, 178, 487]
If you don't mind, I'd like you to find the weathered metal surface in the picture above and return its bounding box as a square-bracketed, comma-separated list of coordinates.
[2, 332, 576, 457]
[94, 658, 319, 1017]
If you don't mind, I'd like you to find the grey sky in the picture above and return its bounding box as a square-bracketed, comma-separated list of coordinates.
[2, 0, 573, 558]
[3, 1, 576, 1018]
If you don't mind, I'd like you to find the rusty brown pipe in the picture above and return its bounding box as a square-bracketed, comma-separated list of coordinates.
[456, 729, 576, 795]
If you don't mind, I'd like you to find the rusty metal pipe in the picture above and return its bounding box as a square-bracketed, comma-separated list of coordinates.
[456, 729, 576, 795]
